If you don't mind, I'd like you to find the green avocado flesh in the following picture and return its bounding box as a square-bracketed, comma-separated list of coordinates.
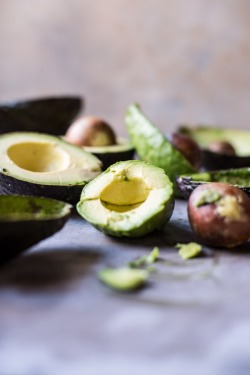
[0, 195, 71, 221]
[77, 160, 175, 237]
[125, 104, 196, 192]
[177, 168, 250, 198]
[0, 132, 102, 203]
[179, 126, 250, 156]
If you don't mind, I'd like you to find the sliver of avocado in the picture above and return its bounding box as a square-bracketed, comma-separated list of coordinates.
[125, 104, 196, 194]
[177, 167, 250, 199]
[77, 160, 174, 237]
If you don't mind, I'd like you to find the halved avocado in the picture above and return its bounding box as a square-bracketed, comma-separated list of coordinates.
[179, 126, 250, 170]
[0, 195, 72, 262]
[77, 160, 175, 237]
[0, 132, 101, 204]
[0, 96, 82, 135]
[83, 137, 135, 170]
[177, 167, 250, 199]
[125, 104, 196, 194]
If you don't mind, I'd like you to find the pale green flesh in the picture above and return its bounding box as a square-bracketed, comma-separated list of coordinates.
[0, 195, 71, 221]
[77, 160, 174, 237]
[180, 126, 250, 156]
[176, 243, 202, 260]
[125, 104, 196, 190]
[183, 168, 250, 186]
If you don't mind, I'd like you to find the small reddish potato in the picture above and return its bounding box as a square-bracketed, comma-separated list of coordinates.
[65, 116, 116, 147]
[169, 132, 202, 169]
[188, 182, 250, 248]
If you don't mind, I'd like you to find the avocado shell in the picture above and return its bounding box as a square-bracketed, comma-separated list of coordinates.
[179, 126, 250, 170]
[0, 96, 83, 135]
[83, 138, 135, 170]
[0, 195, 72, 262]
[176, 167, 250, 199]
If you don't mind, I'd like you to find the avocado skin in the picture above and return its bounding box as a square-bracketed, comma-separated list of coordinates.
[0, 195, 71, 263]
[125, 104, 196, 193]
[0, 173, 83, 205]
[202, 149, 250, 171]
[0, 96, 82, 135]
[177, 168, 250, 199]
[93, 149, 135, 170]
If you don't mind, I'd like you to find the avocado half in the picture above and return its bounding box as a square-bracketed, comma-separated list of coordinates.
[0, 132, 102, 204]
[0, 195, 72, 262]
[0, 96, 82, 135]
[179, 126, 250, 170]
[77, 160, 175, 237]
[125, 104, 196, 194]
[83, 137, 135, 170]
[177, 167, 250, 199]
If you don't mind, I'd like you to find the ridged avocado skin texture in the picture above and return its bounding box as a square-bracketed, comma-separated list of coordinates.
[125, 104, 196, 194]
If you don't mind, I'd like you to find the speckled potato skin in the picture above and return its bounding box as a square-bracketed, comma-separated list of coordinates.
[188, 182, 250, 248]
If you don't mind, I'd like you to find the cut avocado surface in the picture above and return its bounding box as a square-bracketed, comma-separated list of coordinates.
[83, 137, 135, 170]
[0, 132, 101, 203]
[179, 126, 250, 170]
[77, 160, 175, 237]
[0, 195, 72, 262]
[177, 167, 250, 199]
[125, 104, 196, 193]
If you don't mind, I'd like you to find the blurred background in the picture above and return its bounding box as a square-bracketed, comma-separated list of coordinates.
[0, 0, 250, 135]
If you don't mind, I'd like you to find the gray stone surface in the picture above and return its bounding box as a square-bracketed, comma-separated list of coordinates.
[1, 201, 250, 375]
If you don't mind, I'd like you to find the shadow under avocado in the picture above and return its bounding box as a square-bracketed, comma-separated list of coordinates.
[0, 248, 102, 291]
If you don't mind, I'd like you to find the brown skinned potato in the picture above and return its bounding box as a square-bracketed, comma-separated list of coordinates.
[188, 182, 250, 248]
[169, 132, 201, 169]
[65, 116, 116, 147]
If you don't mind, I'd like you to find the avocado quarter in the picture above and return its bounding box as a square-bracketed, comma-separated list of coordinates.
[125, 104, 196, 194]
[77, 160, 175, 237]
[0, 132, 102, 204]
[177, 167, 250, 199]
[0, 195, 72, 262]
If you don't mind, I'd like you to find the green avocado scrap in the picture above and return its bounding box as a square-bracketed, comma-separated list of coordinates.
[176, 242, 202, 260]
[125, 104, 196, 193]
[128, 247, 159, 268]
[195, 190, 222, 207]
[98, 267, 149, 291]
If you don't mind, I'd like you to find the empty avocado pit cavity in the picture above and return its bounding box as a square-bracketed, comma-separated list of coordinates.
[77, 160, 175, 237]
[100, 177, 149, 212]
[7, 141, 70, 173]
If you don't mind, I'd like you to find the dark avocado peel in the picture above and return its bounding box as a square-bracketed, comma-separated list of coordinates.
[125, 104, 197, 195]
[77, 160, 175, 238]
[83, 138, 135, 170]
[177, 167, 250, 199]
[0, 96, 82, 136]
[0, 195, 72, 262]
[179, 126, 250, 170]
[0, 132, 102, 204]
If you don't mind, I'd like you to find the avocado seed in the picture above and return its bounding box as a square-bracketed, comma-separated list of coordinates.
[188, 182, 250, 248]
[65, 116, 117, 147]
[169, 132, 202, 169]
[208, 140, 236, 156]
